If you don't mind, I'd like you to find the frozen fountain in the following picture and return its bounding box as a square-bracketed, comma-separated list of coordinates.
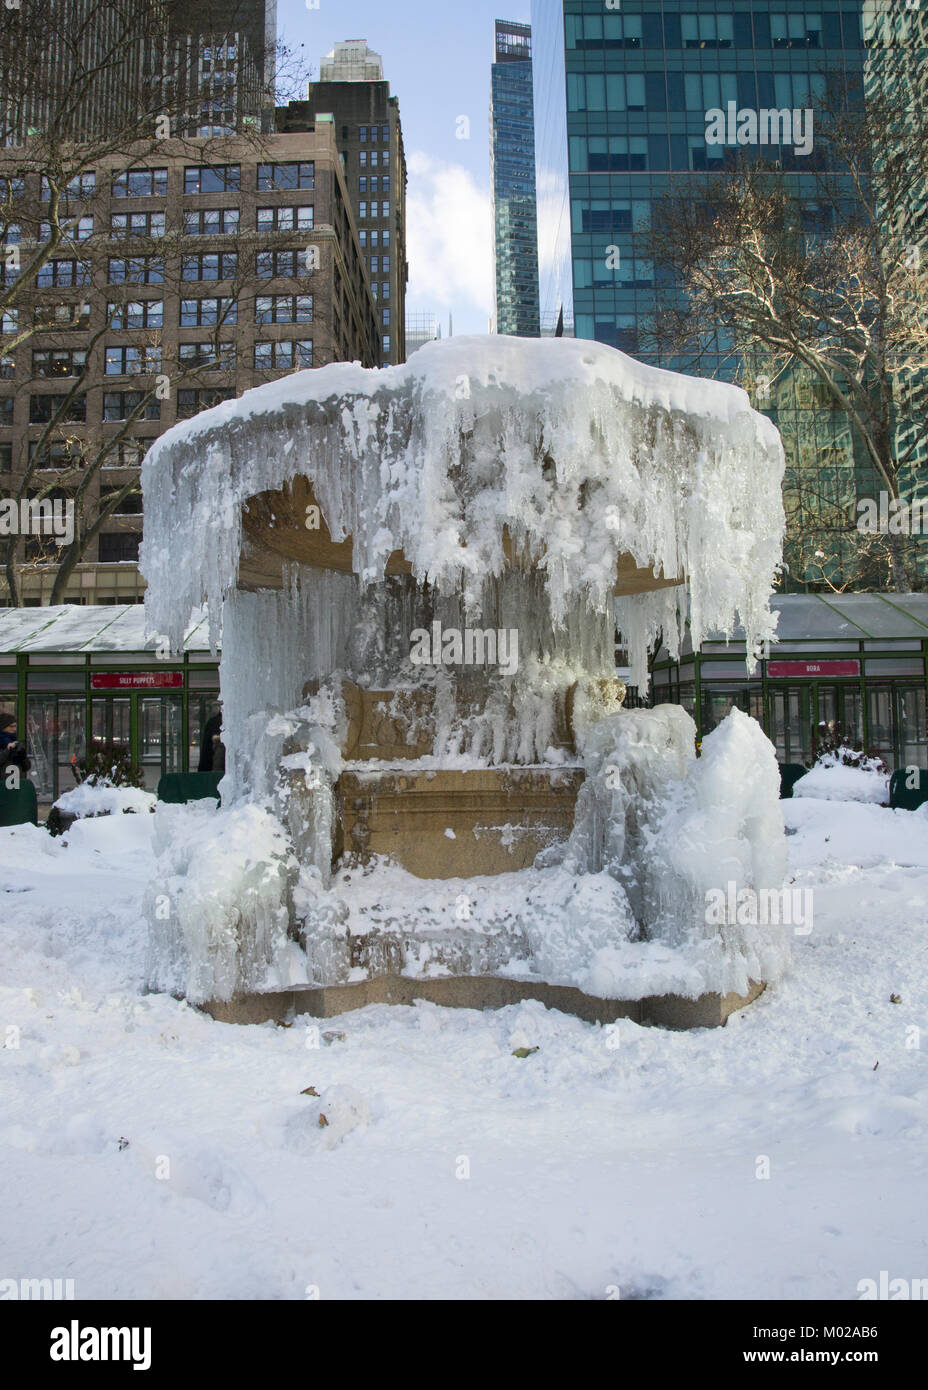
[140, 336, 791, 1027]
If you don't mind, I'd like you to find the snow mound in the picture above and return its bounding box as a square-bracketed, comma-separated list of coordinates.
[793, 763, 889, 804]
[54, 783, 157, 818]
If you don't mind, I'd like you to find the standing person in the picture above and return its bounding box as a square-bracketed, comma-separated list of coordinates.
[0, 712, 17, 751]
[198, 708, 222, 772]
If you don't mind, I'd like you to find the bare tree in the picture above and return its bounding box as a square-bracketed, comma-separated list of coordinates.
[646, 66, 928, 593]
[0, 0, 310, 604]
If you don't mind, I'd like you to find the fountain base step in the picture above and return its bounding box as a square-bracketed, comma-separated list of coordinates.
[200, 976, 766, 1030]
[336, 766, 585, 878]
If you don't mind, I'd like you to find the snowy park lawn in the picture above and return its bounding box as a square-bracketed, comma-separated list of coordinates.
[1, 800, 926, 1301]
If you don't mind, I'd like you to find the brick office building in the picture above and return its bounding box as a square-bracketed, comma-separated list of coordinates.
[0, 126, 378, 605]
[276, 39, 408, 366]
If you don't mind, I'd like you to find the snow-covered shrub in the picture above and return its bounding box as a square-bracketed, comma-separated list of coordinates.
[809, 722, 887, 776]
[73, 742, 145, 789]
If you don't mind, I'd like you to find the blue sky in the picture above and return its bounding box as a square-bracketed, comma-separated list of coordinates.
[277, 0, 533, 335]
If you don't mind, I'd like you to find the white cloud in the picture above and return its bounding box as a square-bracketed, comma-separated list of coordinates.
[405, 151, 493, 324]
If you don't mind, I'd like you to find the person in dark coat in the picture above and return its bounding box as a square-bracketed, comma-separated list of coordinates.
[0, 713, 17, 750]
[198, 710, 223, 772]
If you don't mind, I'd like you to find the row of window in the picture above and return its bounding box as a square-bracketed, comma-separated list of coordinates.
[0, 164, 316, 202]
[104, 205, 315, 236]
[565, 11, 861, 52]
[566, 69, 827, 116]
[357, 202, 391, 220]
[358, 126, 390, 143]
[21, 250, 315, 286]
[3, 330, 317, 382]
[358, 229, 392, 248]
[357, 177, 390, 194]
[0, 374, 307, 428]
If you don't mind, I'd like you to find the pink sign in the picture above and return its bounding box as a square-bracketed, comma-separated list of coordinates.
[767, 660, 860, 679]
[91, 671, 183, 690]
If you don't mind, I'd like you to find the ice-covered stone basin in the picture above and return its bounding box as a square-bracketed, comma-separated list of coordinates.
[139, 336, 790, 1018]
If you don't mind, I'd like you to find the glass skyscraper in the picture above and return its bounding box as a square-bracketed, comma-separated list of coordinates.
[491, 20, 541, 337]
[530, 1, 902, 589]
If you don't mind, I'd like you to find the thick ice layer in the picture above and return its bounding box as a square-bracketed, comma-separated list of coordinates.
[145, 801, 299, 1003]
[141, 336, 784, 681]
[561, 707, 790, 995]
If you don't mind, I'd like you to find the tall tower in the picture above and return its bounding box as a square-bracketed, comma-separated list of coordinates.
[531, 1, 876, 587]
[277, 40, 408, 365]
[490, 20, 541, 338]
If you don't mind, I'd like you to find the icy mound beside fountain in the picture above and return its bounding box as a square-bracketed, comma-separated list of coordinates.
[140, 335, 784, 686]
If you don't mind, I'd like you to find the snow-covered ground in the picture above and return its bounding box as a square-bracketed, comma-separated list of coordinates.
[1, 799, 926, 1300]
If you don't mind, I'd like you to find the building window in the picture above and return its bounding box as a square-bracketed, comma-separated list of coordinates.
[179, 297, 236, 327]
[567, 73, 647, 114]
[0, 355, 14, 379]
[256, 249, 312, 279]
[256, 162, 314, 191]
[0, 397, 12, 425]
[32, 348, 87, 377]
[382, 335, 390, 355]
[254, 294, 313, 324]
[33, 302, 91, 329]
[36, 259, 91, 287]
[178, 342, 236, 370]
[359, 151, 368, 167]
[381, 280, 390, 300]
[112, 168, 168, 198]
[103, 391, 160, 421]
[99, 533, 141, 562]
[40, 215, 94, 241]
[110, 211, 166, 239]
[680, 13, 734, 48]
[770, 12, 821, 48]
[29, 439, 87, 469]
[183, 208, 240, 235]
[0, 177, 25, 200]
[176, 387, 234, 418]
[256, 205, 313, 232]
[107, 299, 163, 329]
[359, 202, 367, 220]
[100, 486, 143, 516]
[102, 440, 150, 468]
[0, 442, 12, 470]
[42, 172, 96, 201]
[183, 165, 240, 194]
[181, 253, 237, 281]
[253, 339, 313, 369]
[382, 308, 390, 327]
[381, 125, 389, 143]
[108, 257, 164, 284]
[105, 344, 162, 375]
[359, 126, 368, 141]
[29, 394, 86, 423]
[359, 177, 367, 194]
